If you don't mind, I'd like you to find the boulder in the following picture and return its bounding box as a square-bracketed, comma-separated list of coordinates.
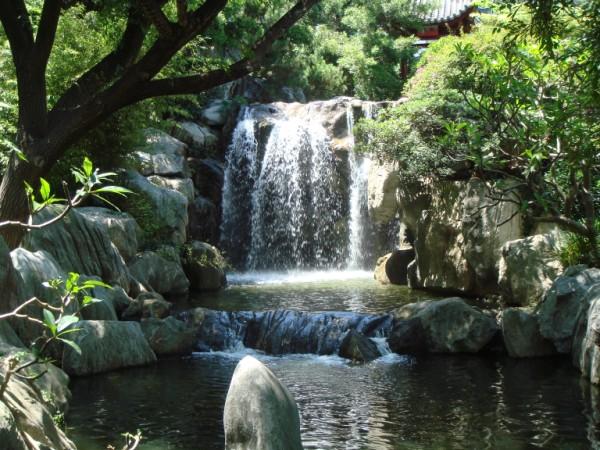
[201, 100, 228, 126]
[501, 308, 556, 358]
[182, 241, 227, 291]
[339, 329, 381, 362]
[138, 292, 173, 319]
[23, 205, 131, 291]
[388, 317, 427, 354]
[189, 196, 219, 244]
[408, 179, 523, 296]
[392, 298, 499, 353]
[132, 128, 188, 177]
[223, 356, 303, 450]
[188, 158, 224, 207]
[61, 320, 157, 376]
[77, 207, 141, 263]
[367, 160, 401, 224]
[129, 249, 190, 296]
[88, 284, 133, 317]
[171, 121, 219, 157]
[537, 266, 600, 353]
[122, 170, 189, 246]
[140, 317, 195, 355]
[374, 248, 415, 285]
[498, 232, 564, 306]
[0, 402, 27, 450]
[572, 284, 600, 384]
[147, 175, 195, 203]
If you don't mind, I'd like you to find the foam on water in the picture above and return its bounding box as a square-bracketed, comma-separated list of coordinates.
[227, 270, 373, 286]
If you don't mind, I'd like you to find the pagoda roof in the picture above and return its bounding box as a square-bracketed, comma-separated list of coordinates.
[415, 0, 474, 25]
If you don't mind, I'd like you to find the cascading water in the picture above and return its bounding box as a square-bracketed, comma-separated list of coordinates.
[346, 104, 374, 269]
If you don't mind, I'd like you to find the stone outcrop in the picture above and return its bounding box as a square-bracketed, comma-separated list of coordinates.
[182, 241, 227, 291]
[498, 232, 564, 306]
[128, 249, 190, 296]
[147, 175, 195, 203]
[571, 284, 600, 384]
[201, 100, 228, 127]
[374, 248, 415, 285]
[171, 121, 218, 157]
[408, 179, 522, 296]
[367, 161, 401, 224]
[223, 356, 303, 450]
[140, 317, 195, 356]
[339, 329, 381, 362]
[133, 128, 188, 177]
[392, 298, 499, 353]
[23, 206, 131, 291]
[61, 320, 157, 376]
[501, 307, 556, 358]
[537, 266, 600, 353]
[122, 170, 189, 246]
[189, 196, 220, 244]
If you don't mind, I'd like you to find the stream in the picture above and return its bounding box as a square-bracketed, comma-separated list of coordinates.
[67, 273, 600, 449]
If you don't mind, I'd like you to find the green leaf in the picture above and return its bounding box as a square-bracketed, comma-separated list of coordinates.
[83, 157, 93, 177]
[92, 186, 133, 196]
[42, 309, 57, 336]
[81, 279, 112, 289]
[56, 315, 79, 333]
[39, 178, 51, 201]
[59, 338, 82, 355]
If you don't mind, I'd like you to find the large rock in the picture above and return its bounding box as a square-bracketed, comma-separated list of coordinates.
[189, 196, 219, 244]
[140, 317, 195, 355]
[537, 266, 600, 353]
[408, 179, 523, 296]
[132, 128, 188, 177]
[201, 100, 228, 126]
[338, 329, 381, 362]
[171, 121, 219, 157]
[501, 308, 556, 358]
[373, 248, 415, 285]
[367, 161, 401, 224]
[147, 175, 195, 203]
[223, 356, 303, 450]
[392, 298, 499, 353]
[572, 284, 600, 383]
[77, 207, 141, 263]
[129, 249, 190, 296]
[61, 320, 157, 376]
[388, 317, 427, 354]
[122, 170, 189, 246]
[23, 206, 131, 291]
[188, 158, 224, 207]
[182, 241, 226, 291]
[498, 232, 564, 306]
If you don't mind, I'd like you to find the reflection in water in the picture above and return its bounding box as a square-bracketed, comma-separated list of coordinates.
[68, 353, 599, 450]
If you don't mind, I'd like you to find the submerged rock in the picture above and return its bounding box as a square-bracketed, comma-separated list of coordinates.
[537, 266, 600, 353]
[501, 308, 556, 358]
[392, 298, 499, 353]
[498, 232, 564, 306]
[339, 329, 381, 362]
[140, 317, 195, 356]
[62, 320, 156, 376]
[223, 356, 303, 450]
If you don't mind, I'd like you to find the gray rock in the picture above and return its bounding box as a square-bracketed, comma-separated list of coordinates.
[0, 238, 24, 314]
[78, 276, 119, 321]
[182, 241, 226, 291]
[501, 308, 556, 358]
[537, 266, 600, 353]
[223, 356, 303, 450]
[498, 232, 564, 306]
[61, 320, 157, 376]
[367, 160, 402, 224]
[0, 402, 27, 450]
[388, 317, 427, 354]
[201, 100, 228, 126]
[23, 205, 131, 291]
[123, 170, 189, 246]
[129, 250, 190, 296]
[188, 158, 224, 207]
[90, 285, 133, 317]
[189, 196, 219, 244]
[137, 292, 173, 319]
[339, 329, 381, 362]
[77, 207, 141, 263]
[393, 298, 499, 353]
[171, 121, 219, 157]
[572, 284, 600, 384]
[147, 175, 195, 203]
[140, 317, 195, 355]
[132, 128, 188, 177]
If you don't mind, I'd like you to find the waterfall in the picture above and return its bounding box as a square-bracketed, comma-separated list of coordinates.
[221, 105, 345, 270]
[346, 105, 374, 269]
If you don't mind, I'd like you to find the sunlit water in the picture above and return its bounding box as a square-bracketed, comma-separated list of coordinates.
[67, 273, 600, 449]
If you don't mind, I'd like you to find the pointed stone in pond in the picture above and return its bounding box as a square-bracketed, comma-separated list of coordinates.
[339, 329, 381, 362]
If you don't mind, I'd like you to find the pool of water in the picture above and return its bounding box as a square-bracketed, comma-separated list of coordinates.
[66, 272, 600, 449]
[184, 270, 434, 313]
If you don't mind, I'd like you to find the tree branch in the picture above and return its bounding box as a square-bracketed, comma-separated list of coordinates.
[0, 0, 35, 67]
[136, 0, 175, 38]
[531, 215, 588, 236]
[176, 0, 189, 26]
[34, 0, 63, 72]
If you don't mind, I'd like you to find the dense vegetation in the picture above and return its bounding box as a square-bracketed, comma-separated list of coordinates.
[356, 4, 600, 265]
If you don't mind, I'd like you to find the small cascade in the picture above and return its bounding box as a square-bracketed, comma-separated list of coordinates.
[346, 104, 374, 269]
[370, 337, 393, 356]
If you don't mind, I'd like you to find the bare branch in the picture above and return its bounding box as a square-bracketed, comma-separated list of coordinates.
[34, 0, 63, 72]
[136, 0, 175, 38]
[176, 0, 189, 26]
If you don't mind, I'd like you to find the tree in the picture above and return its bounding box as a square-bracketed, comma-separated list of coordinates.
[0, 0, 320, 249]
